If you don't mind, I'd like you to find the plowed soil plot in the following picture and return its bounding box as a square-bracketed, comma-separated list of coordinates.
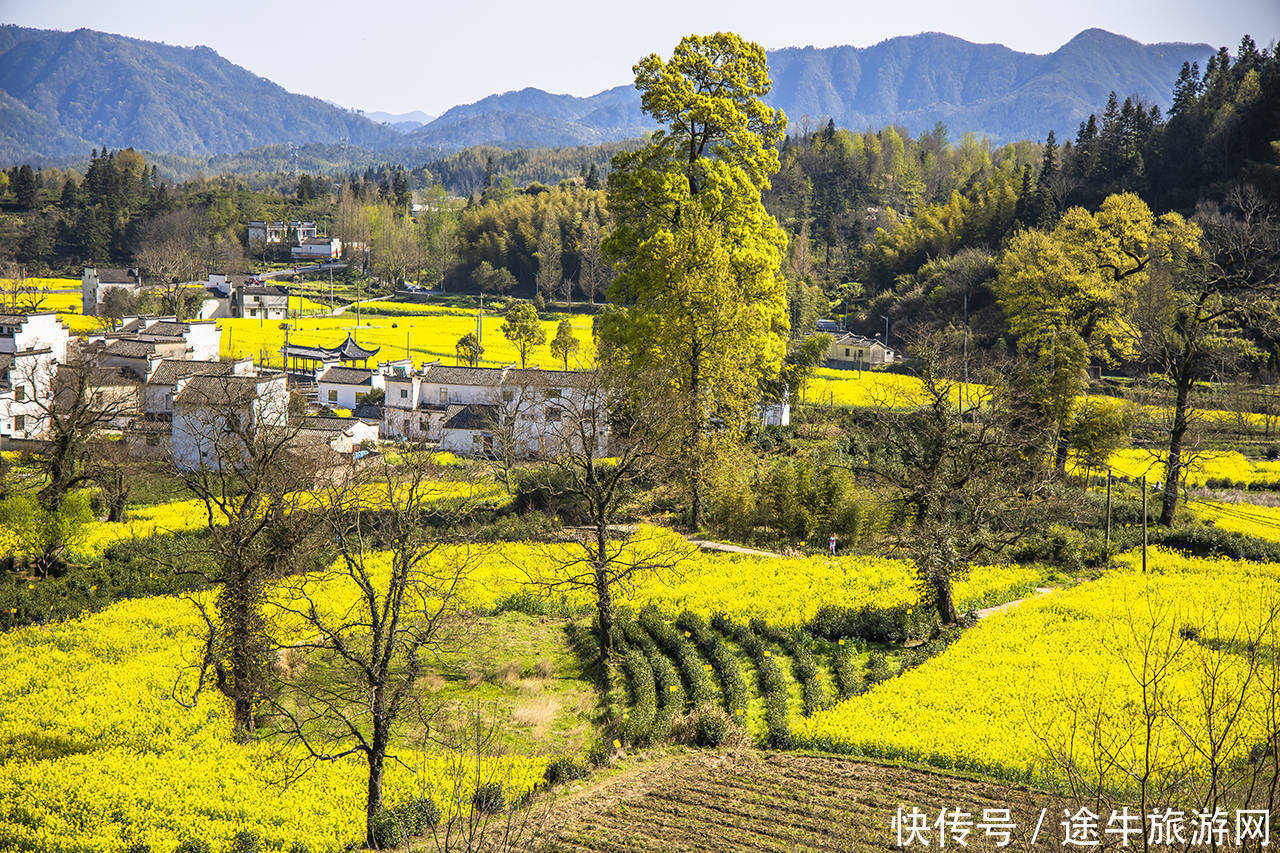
[533, 750, 1063, 852]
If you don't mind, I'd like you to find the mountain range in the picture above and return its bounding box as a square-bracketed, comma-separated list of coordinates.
[0, 24, 1214, 166]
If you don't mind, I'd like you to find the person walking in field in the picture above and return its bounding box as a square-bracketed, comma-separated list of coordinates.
[829, 533, 837, 555]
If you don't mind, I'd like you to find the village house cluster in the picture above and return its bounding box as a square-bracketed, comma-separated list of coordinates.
[1, 303, 610, 470]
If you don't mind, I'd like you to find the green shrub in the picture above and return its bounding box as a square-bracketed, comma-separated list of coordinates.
[639, 606, 715, 706]
[368, 808, 405, 849]
[173, 841, 212, 853]
[721, 619, 791, 749]
[694, 705, 731, 747]
[621, 646, 657, 745]
[225, 831, 263, 853]
[831, 641, 862, 699]
[543, 755, 589, 785]
[865, 652, 893, 684]
[785, 631, 828, 715]
[807, 604, 919, 645]
[623, 618, 683, 736]
[472, 781, 506, 815]
[513, 467, 591, 523]
[1153, 524, 1280, 562]
[397, 797, 441, 834]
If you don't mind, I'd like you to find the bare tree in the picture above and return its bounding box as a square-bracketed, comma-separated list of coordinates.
[1037, 593, 1280, 853]
[516, 368, 686, 698]
[172, 374, 314, 736]
[29, 359, 138, 511]
[265, 453, 491, 848]
[857, 338, 1059, 625]
[0, 262, 45, 314]
[136, 208, 200, 318]
[1133, 188, 1280, 525]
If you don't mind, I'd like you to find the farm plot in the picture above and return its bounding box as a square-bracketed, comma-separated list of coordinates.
[536, 750, 1061, 852]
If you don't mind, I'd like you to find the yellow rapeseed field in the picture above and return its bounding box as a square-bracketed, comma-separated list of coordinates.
[0, 590, 549, 852]
[794, 548, 1280, 790]
[1084, 448, 1280, 486]
[0, 479, 508, 563]
[219, 311, 595, 370]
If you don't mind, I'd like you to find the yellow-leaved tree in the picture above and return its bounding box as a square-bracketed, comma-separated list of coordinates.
[600, 32, 790, 526]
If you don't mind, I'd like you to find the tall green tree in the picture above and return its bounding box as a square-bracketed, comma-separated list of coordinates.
[600, 32, 790, 527]
[500, 301, 547, 368]
[549, 318, 580, 370]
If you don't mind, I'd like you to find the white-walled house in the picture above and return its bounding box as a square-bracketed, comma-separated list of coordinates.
[296, 416, 379, 454]
[825, 332, 895, 371]
[144, 358, 255, 421]
[233, 285, 289, 320]
[170, 373, 289, 470]
[382, 363, 513, 442]
[82, 268, 142, 317]
[88, 318, 221, 364]
[317, 366, 384, 410]
[0, 314, 71, 441]
[291, 237, 342, 260]
[0, 312, 70, 361]
[383, 362, 606, 458]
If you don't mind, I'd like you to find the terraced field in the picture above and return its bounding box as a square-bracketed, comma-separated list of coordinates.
[535, 751, 1061, 852]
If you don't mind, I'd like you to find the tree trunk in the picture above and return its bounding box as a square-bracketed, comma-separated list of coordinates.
[365, 734, 387, 847]
[593, 523, 616, 703]
[688, 339, 703, 529]
[933, 572, 958, 625]
[1054, 427, 1070, 473]
[1160, 368, 1193, 526]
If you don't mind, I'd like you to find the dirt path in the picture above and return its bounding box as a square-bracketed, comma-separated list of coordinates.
[564, 525, 780, 558]
[974, 586, 1055, 619]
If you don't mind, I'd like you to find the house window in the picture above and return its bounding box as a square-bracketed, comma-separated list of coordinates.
[502, 389, 514, 402]
[250, 309, 258, 318]
[546, 407, 561, 422]
[14, 385, 24, 402]
[844, 347, 850, 357]
[439, 387, 448, 403]
[13, 414, 24, 431]
[400, 389, 408, 399]
[328, 389, 338, 402]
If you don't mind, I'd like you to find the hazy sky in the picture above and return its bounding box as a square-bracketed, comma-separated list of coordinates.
[2, 0, 1276, 116]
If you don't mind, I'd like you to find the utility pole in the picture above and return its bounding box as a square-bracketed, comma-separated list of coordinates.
[962, 290, 969, 416]
[880, 314, 890, 348]
[1141, 474, 1148, 573]
[1105, 471, 1112, 552]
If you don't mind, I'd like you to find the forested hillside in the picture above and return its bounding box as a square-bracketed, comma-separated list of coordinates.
[0, 26, 401, 160]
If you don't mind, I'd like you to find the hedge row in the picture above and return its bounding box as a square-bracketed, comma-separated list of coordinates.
[675, 610, 749, 715]
[638, 605, 716, 707]
[714, 614, 792, 749]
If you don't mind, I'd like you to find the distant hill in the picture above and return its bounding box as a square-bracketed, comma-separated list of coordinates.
[0, 25, 1214, 165]
[765, 29, 1212, 140]
[408, 29, 1211, 148]
[364, 110, 437, 132]
[0, 25, 402, 161]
